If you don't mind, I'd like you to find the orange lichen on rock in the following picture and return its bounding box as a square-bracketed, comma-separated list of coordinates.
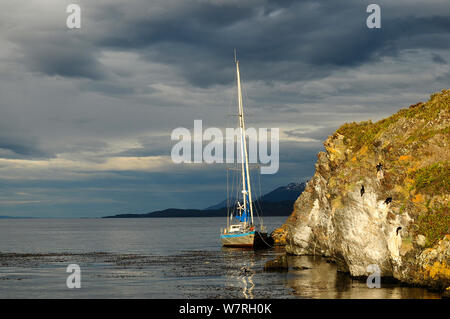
[412, 193, 424, 203]
[359, 145, 368, 155]
[423, 262, 450, 280]
[271, 224, 288, 246]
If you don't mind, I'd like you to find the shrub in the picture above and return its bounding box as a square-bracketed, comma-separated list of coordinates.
[417, 203, 450, 247]
[413, 162, 449, 194]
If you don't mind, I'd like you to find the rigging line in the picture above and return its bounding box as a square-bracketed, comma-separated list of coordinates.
[259, 172, 263, 224]
[228, 167, 233, 217]
[255, 170, 264, 227]
[227, 167, 229, 228]
[227, 63, 240, 220]
[240, 63, 262, 227]
[233, 157, 239, 218]
[227, 62, 237, 125]
[256, 231, 273, 248]
[241, 75, 259, 121]
[234, 160, 237, 211]
[256, 186, 263, 227]
[250, 168, 258, 216]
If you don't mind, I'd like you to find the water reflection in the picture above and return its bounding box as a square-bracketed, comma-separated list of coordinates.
[222, 248, 264, 299]
[284, 255, 441, 299]
[219, 248, 442, 299]
[241, 262, 255, 299]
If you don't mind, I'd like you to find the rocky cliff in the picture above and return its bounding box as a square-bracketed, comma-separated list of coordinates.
[279, 89, 449, 290]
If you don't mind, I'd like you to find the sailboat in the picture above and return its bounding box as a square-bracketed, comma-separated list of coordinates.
[220, 53, 271, 248]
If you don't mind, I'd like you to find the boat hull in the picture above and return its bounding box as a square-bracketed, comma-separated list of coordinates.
[220, 231, 271, 248]
[221, 231, 255, 247]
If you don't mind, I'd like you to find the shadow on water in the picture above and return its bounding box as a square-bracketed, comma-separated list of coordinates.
[166, 246, 443, 299]
[264, 254, 442, 299]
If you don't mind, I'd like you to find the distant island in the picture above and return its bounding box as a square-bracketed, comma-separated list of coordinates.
[103, 182, 305, 218]
[0, 216, 36, 219]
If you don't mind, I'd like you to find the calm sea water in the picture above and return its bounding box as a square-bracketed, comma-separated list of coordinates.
[0, 217, 441, 298]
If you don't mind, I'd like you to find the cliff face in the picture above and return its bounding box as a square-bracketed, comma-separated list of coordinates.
[282, 89, 450, 289]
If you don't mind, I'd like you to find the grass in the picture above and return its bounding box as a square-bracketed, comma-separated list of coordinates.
[412, 162, 450, 195]
[411, 162, 449, 246]
[337, 120, 381, 152]
[417, 203, 450, 248]
[336, 89, 449, 153]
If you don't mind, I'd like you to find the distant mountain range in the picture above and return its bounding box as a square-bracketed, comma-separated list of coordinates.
[205, 182, 306, 209]
[103, 182, 306, 218]
[0, 216, 35, 219]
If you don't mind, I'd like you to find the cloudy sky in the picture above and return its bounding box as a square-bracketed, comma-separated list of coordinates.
[0, 0, 449, 217]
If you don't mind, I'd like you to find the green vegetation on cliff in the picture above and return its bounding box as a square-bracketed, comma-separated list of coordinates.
[413, 162, 450, 247]
[413, 162, 449, 194]
[334, 89, 450, 247]
[417, 203, 449, 248]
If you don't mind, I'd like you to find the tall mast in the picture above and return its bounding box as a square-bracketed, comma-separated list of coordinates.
[235, 53, 254, 225]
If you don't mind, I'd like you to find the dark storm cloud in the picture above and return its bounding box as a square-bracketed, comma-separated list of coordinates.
[0, 114, 53, 159]
[15, 31, 106, 80]
[0, 140, 51, 159]
[0, 139, 48, 158]
[7, 0, 450, 90]
[78, 0, 450, 87]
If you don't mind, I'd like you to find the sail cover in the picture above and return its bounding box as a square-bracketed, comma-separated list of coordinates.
[236, 209, 249, 223]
